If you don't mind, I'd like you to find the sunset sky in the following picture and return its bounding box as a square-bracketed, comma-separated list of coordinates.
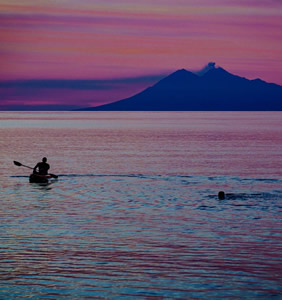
[1, 0, 282, 110]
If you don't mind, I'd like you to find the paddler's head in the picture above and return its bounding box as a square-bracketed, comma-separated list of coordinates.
[42, 157, 47, 163]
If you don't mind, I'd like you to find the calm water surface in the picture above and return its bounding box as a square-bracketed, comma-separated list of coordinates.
[0, 112, 281, 299]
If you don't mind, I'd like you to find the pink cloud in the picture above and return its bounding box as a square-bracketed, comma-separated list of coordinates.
[0, 0, 281, 111]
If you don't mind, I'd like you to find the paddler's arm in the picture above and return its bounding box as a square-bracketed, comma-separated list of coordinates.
[33, 163, 39, 174]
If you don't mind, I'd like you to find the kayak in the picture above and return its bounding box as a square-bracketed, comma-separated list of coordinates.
[13, 161, 58, 183]
[29, 173, 53, 183]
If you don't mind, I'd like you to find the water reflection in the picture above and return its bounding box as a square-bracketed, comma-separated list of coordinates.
[1, 112, 282, 298]
[1, 173, 281, 298]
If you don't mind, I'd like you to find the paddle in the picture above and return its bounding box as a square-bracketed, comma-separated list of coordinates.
[13, 161, 58, 179]
[13, 160, 33, 169]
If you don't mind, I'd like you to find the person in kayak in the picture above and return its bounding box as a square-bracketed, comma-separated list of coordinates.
[33, 157, 50, 175]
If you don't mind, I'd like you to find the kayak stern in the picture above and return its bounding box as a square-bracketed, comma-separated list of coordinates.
[29, 173, 51, 183]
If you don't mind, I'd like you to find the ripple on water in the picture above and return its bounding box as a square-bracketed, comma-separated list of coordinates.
[1, 174, 281, 299]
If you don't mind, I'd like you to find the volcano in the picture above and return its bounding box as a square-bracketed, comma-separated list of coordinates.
[78, 66, 282, 111]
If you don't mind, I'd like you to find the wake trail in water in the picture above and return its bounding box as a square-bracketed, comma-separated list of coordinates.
[58, 173, 149, 178]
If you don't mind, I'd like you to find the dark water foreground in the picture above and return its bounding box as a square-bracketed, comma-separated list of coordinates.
[1, 174, 282, 299]
[1, 112, 282, 299]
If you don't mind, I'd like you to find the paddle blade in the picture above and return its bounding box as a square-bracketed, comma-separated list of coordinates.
[13, 161, 33, 169]
[50, 173, 58, 179]
[13, 161, 22, 167]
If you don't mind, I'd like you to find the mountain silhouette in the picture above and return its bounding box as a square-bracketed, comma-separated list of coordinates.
[78, 66, 282, 111]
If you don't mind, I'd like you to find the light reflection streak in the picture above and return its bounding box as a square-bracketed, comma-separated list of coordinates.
[0, 112, 281, 298]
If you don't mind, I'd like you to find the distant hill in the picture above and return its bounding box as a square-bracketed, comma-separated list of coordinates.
[77, 66, 282, 111]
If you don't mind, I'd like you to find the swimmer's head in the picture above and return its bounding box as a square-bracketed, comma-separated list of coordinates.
[218, 191, 225, 200]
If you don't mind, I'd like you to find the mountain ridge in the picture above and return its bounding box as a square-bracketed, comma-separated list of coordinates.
[76, 66, 282, 111]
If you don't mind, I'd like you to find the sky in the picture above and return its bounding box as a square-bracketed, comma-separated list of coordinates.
[0, 0, 282, 110]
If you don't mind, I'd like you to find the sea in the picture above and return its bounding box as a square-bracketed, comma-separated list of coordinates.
[0, 111, 281, 299]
